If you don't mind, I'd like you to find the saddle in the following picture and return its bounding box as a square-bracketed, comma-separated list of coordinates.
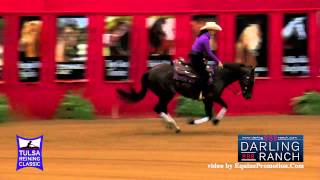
[173, 58, 198, 83]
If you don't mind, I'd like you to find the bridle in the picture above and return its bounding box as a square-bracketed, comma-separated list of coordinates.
[227, 73, 251, 96]
[227, 84, 241, 95]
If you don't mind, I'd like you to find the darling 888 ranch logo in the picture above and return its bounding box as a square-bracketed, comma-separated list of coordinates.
[16, 135, 43, 171]
[238, 135, 303, 162]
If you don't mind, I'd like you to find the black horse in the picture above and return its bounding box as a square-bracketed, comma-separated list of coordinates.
[117, 62, 255, 133]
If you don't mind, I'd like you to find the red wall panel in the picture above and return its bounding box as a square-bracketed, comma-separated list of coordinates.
[0, 0, 318, 118]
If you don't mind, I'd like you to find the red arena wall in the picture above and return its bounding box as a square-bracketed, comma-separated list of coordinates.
[0, 0, 319, 118]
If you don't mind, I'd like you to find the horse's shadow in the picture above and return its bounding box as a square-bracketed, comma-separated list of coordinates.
[126, 128, 239, 137]
[125, 122, 267, 136]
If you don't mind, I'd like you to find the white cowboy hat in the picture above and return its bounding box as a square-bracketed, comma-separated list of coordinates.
[200, 22, 222, 31]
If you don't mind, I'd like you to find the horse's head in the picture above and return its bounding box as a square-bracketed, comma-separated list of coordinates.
[239, 24, 262, 51]
[238, 65, 255, 99]
[235, 24, 262, 69]
[20, 20, 42, 57]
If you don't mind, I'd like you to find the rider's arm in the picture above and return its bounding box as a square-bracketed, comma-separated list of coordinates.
[203, 38, 220, 64]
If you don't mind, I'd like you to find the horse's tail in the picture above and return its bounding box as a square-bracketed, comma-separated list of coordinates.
[116, 73, 149, 103]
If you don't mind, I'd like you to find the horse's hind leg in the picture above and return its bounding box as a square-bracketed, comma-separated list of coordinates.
[154, 93, 181, 133]
[153, 90, 174, 114]
[160, 112, 181, 133]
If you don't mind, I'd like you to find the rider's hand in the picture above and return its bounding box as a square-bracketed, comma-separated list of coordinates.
[218, 61, 223, 68]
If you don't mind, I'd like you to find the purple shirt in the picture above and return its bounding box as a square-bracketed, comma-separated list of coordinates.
[191, 32, 220, 63]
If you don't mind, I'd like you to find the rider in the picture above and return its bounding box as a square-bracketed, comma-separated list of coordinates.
[189, 21, 223, 100]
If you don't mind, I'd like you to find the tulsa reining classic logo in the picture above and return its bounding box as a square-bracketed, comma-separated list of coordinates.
[16, 135, 44, 171]
[238, 135, 303, 162]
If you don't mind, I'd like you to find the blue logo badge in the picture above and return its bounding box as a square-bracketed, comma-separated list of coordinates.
[238, 135, 303, 162]
[16, 135, 44, 171]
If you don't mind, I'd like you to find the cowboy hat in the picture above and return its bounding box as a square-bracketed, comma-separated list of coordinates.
[200, 22, 222, 31]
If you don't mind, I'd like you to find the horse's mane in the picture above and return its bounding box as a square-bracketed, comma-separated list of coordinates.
[216, 62, 252, 81]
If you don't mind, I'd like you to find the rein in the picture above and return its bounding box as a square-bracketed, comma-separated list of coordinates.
[227, 84, 241, 96]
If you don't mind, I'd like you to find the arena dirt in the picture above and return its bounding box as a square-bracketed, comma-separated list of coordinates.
[0, 116, 319, 180]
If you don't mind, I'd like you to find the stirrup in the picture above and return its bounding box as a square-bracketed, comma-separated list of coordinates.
[198, 91, 205, 100]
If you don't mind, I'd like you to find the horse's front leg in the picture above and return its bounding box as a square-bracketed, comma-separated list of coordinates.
[212, 97, 228, 125]
[189, 98, 213, 125]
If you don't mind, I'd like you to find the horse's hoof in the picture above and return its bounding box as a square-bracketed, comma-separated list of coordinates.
[175, 129, 181, 134]
[212, 119, 220, 126]
[187, 118, 195, 125]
